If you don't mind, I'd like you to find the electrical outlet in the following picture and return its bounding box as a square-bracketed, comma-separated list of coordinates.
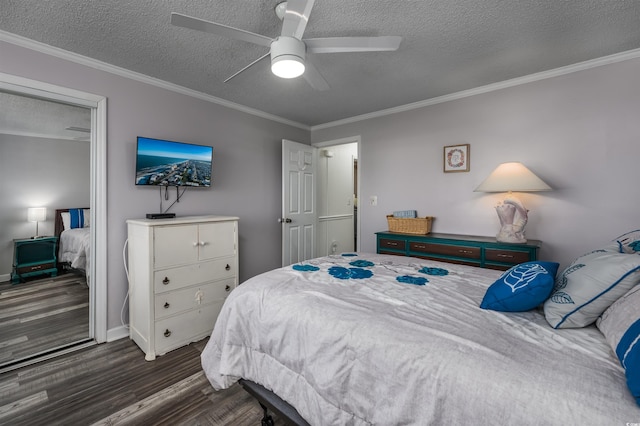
[369, 196, 378, 206]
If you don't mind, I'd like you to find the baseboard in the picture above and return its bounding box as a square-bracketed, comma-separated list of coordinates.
[0, 273, 11, 283]
[107, 325, 129, 342]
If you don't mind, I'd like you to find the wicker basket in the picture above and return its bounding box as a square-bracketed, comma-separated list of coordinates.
[386, 215, 433, 235]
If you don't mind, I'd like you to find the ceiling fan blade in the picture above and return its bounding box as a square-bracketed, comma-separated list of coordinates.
[305, 36, 402, 53]
[302, 61, 329, 91]
[280, 0, 315, 39]
[224, 52, 271, 83]
[171, 13, 273, 47]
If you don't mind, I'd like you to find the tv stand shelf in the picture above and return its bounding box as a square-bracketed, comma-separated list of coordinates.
[376, 231, 540, 271]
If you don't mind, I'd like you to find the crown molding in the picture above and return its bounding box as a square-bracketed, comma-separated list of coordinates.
[0, 30, 309, 131]
[311, 47, 640, 131]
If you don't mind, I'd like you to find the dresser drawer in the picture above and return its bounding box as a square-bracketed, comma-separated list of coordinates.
[485, 249, 530, 264]
[154, 257, 236, 293]
[16, 262, 56, 274]
[154, 278, 234, 319]
[379, 238, 406, 251]
[155, 302, 224, 355]
[410, 242, 480, 259]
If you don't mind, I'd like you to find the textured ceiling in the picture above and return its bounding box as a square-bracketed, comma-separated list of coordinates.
[2, 0, 640, 128]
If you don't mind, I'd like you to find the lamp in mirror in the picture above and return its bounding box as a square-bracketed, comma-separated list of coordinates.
[27, 207, 47, 239]
[474, 162, 551, 243]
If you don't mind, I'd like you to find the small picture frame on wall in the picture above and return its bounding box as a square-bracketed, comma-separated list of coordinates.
[443, 144, 470, 173]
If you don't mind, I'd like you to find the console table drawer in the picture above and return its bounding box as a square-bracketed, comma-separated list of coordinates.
[485, 249, 530, 264]
[379, 238, 406, 251]
[410, 242, 480, 259]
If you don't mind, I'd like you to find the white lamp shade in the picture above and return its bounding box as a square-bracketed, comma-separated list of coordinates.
[27, 207, 47, 222]
[474, 162, 551, 193]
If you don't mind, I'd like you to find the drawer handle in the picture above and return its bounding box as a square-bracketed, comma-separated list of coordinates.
[458, 250, 474, 254]
[164, 302, 170, 309]
[33, 265, 42, 270]
[387, 241, 398, 246]
[496, 253, 514, 258]
[164, 329, 171, 338]
[414, 244, 426, 249]
[162, 277, 170, 285]
[225, 264, 231, 271]
[225, 285, 231, 292]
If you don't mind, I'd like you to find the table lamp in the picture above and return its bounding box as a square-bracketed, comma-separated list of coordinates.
[27, 207, 47, 239]
[474, 162, 551, 243]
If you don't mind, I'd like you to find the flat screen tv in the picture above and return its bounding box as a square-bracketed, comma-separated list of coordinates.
[135, 136, 213, 187]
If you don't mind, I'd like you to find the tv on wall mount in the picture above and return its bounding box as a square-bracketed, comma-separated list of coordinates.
[135, 136, 213, 187]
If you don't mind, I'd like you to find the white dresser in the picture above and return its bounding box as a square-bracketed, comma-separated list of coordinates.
[126, 215, 239, 360]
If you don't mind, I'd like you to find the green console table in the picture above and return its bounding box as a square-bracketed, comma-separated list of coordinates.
[11, 236, 59, 283]
[376, 231, 541, 271]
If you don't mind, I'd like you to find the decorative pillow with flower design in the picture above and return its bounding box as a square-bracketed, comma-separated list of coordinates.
[480, 261, 559, 312]
[544, 250, 640, 328]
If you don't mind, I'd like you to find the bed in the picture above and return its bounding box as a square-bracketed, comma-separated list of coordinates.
[201, 251, 640, 425]
[54, 208, 91, 281]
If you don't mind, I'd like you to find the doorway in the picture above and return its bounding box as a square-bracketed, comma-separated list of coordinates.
[0, 73, 107, 371]
[315, 137, 360, 256]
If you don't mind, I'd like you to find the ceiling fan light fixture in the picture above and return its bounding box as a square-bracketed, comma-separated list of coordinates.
[271, 36, 306, 79]
[272, 56, 305, 78]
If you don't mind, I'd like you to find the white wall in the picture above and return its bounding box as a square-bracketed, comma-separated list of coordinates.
[312, 57, 640, 269]
[1, 40, 309, 332]
[0, 134, 90, 279]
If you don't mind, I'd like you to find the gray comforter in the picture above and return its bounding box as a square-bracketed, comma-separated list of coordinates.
[201, 253, 639, 425]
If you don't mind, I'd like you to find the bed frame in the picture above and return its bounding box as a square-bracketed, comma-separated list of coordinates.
[238, 379, 310, 426]
[54, 208, 89, 272]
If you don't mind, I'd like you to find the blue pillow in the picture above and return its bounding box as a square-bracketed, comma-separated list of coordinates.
[480, 261, 559, 312]
[69, 208, 85, 229]
[597, 285, 640, 406]
[618, 319, 640, 406]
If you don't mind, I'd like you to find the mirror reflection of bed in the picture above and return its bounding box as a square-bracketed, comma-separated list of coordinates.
[55, 208, 91, 280]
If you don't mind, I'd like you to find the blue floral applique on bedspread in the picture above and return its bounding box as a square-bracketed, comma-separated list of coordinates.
[349, 260, 375, 268]
[396, 275, 428, 286]
[292, 264, 320, 272]
[329, 266, 373, 280]
[419, 267, 449, 276]
[341, 253, 358, 257]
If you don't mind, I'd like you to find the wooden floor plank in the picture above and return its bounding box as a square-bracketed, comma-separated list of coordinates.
[0, 338, 286, 425]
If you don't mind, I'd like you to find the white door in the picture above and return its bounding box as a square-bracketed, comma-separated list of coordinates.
[281, 140, 317, 266]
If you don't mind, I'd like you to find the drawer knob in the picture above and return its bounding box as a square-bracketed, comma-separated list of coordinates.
[162, 277, 170, 285]
[164, 329, 171, 338]
[225, 264, 231, 271]
[225, 285, 231, 292]
[164, 302, 170, 309]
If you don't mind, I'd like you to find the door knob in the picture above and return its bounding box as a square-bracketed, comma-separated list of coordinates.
[277, 218, 292, 223]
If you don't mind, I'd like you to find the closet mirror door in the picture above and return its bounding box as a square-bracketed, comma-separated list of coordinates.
[0, 90, 93, 368]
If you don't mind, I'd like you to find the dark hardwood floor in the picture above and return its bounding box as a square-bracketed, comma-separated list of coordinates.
[0, 336, 282, 425]
[0, 273, 90, 368]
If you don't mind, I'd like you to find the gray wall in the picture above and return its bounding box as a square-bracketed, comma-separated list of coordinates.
[0, 134, 90, 279]
[312, 57, 640, 269]
[1, 40, 309, 331]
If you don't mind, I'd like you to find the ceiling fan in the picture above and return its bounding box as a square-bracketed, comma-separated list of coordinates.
[170, 0, 402, 90]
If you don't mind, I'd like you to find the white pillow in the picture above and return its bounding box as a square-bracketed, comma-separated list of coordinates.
[83, 208, 90, 228]
[543, 250, 640, 328]
[61, 212, 70, 231]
